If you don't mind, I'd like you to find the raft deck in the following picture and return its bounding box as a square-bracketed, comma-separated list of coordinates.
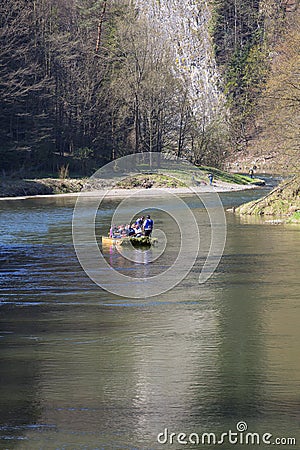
[101, 236, 156, 246]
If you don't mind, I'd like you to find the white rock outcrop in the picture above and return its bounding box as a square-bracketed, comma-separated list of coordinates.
[134, 0, 224, 123]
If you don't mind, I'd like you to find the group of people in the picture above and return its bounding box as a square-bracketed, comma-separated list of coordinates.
[109, 215, 154, 239]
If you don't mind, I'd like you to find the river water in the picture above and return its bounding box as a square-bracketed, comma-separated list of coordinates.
[0, 186, 299, 449]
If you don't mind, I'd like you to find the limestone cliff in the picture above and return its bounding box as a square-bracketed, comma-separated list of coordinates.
[133, 0, 225, 123]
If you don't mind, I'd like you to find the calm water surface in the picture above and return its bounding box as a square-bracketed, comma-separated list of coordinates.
[0, 187, 299, 449]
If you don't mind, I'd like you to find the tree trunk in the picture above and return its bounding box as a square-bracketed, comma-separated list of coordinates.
[95, 1, 107, 53]
[134, 94, 140, 153]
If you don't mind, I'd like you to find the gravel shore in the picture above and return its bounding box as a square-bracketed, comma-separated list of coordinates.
[0, 180, 258, 201]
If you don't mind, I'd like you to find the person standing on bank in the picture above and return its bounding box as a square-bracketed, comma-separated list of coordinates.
[143, 215, 154, 237]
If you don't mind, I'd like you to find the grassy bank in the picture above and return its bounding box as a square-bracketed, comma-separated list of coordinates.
[199, 166, 265, 185]
[115, 167, 264, 189]
[0, 166, 265, 198]
[236, 176, 300, 223]
[0, 178, 85, 198]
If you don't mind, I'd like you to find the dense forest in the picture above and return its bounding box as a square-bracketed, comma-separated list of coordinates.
[0, 0, 298, 177]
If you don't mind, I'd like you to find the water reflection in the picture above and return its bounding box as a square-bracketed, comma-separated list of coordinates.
[0, 307, 42, 447]
[0, 192, 299, 448]
[215, 279, 266, 419]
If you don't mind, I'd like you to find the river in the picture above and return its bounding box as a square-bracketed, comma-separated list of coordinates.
[0, 186, 299, 449]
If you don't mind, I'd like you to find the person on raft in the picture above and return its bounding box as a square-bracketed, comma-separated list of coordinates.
[109, 225, 118, 238]
[133, 222, 143, 237]
[109, 215, 153, 238]
[109, 224, 127, 238]
[135, 216, 145, 228]
[127, 224, 135, 236]
[143, 215, 154, 237]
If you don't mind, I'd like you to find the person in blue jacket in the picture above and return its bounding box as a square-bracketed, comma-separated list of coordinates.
[143, 215, 154, 237]
[135, 216, 145, 228]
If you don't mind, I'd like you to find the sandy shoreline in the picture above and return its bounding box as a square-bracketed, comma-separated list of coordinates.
[0, 182, 259, 201]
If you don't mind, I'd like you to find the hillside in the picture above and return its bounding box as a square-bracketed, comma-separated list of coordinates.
[226, 4, 300, 174]
[0, 0, 298, 178]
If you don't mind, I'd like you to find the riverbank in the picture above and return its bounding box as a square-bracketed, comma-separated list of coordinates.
[0, 178, 85, 198]
[236, 176, 300, 223]
[0, 179, 261, 201]
[0, 168, 265, 200]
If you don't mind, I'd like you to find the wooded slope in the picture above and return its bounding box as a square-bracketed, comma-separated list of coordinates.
[0, 0, 298, 176]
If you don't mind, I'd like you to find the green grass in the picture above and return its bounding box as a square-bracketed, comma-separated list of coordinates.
[237, 176, 300, 223]
[116, 173, 185, 189]
[199, 166, 265, 185]
[115, 166, 265, 188]
[287, 211, 300, 223]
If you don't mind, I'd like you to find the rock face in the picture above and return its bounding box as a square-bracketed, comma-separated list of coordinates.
[134, 0, 224, 122]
